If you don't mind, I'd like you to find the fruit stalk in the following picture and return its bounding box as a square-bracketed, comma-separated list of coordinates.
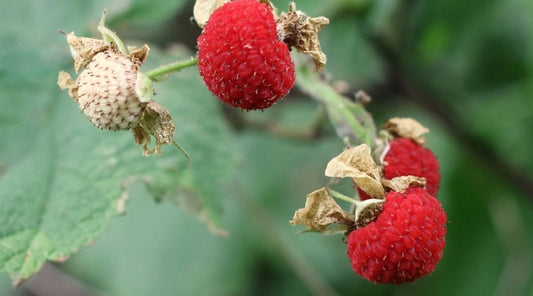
[145, 58, 199, 82]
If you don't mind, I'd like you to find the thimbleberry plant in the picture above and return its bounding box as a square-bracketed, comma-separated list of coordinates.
[1, 0, 451, 291]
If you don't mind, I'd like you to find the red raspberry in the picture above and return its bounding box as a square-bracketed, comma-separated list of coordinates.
[197, 0, 295, 110]
[358, 137, 440, 200]
[383, 138, 440, 196]
[347, 187, 447, 284]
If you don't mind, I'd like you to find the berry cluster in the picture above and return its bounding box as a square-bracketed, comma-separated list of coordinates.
[348, 136, 446, 284]
[291, 119, 447, 285]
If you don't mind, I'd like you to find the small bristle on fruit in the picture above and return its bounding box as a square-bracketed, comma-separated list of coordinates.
[347, 187, 447, 284]
[76, 50, 144, 130]
[383, 138, 440, 196]
[197, 0, 295, 110]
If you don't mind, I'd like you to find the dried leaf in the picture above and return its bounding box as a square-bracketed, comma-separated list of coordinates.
[382, 176, 426, 193]
[278, 3, 329, 71]
[325, 144, 385, 199]
[384, 117, 429, 145]
[290, 187, 354, 232]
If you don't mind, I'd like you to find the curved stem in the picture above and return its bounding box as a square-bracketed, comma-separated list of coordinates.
[145, 58, 198, 82]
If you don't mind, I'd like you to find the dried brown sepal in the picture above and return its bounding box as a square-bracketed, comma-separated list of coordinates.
[277, 2, 329, 71]
[63, 32, 108, 73]
[193, 0, 231, 28]
[57, 71, 75, 90]
[325, 144, 385, 199]
[57, 71, 79, 101]
[290, 187, 355, 232]
[132, 125, 151, 152]
[134, 101, 176, 156]
[128, 44, 150, 64]
[382, 176, 426, 193]
[384, 117, 429, 145]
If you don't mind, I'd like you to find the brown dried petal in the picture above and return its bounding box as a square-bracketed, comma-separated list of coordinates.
[384, 117, 429, 145]
[382, 176, 426, 193]
[278, 3, 329, 71]
[135, 101, 176, 156]
[128, 44, 150, 64]
[57, 71, 78, 100]
[132, 125, 151, 149]
[325, 144, 385, 199]
[290, 187, 354, 232]
[64, 32, 108, 73]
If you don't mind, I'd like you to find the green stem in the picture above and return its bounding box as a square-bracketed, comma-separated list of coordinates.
[295, 61, 376, 148]
[145, 58, 199, 82]
[327, 188, 357, 205]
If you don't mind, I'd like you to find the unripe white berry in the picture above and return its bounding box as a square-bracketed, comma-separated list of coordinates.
[76, 50, 145, 130]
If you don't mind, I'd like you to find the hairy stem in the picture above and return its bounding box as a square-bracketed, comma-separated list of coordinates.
[295, 62, 376, 148]
[146, 58, 198, 82]
[328, 188, 357, 205]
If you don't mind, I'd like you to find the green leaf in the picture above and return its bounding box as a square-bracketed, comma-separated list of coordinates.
[0, 2, 235, 285]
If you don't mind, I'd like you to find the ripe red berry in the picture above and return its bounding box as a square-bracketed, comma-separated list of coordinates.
[197, 0, 295, 110]
[347, 187, 447, 284]
[358, 137, 440, 200]
[383, 138, 440, 196]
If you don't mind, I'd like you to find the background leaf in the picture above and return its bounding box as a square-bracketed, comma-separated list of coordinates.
[0, 0, 235, 285]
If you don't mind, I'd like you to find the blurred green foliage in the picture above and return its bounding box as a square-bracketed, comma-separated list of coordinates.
[1, 0, 532, 295]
